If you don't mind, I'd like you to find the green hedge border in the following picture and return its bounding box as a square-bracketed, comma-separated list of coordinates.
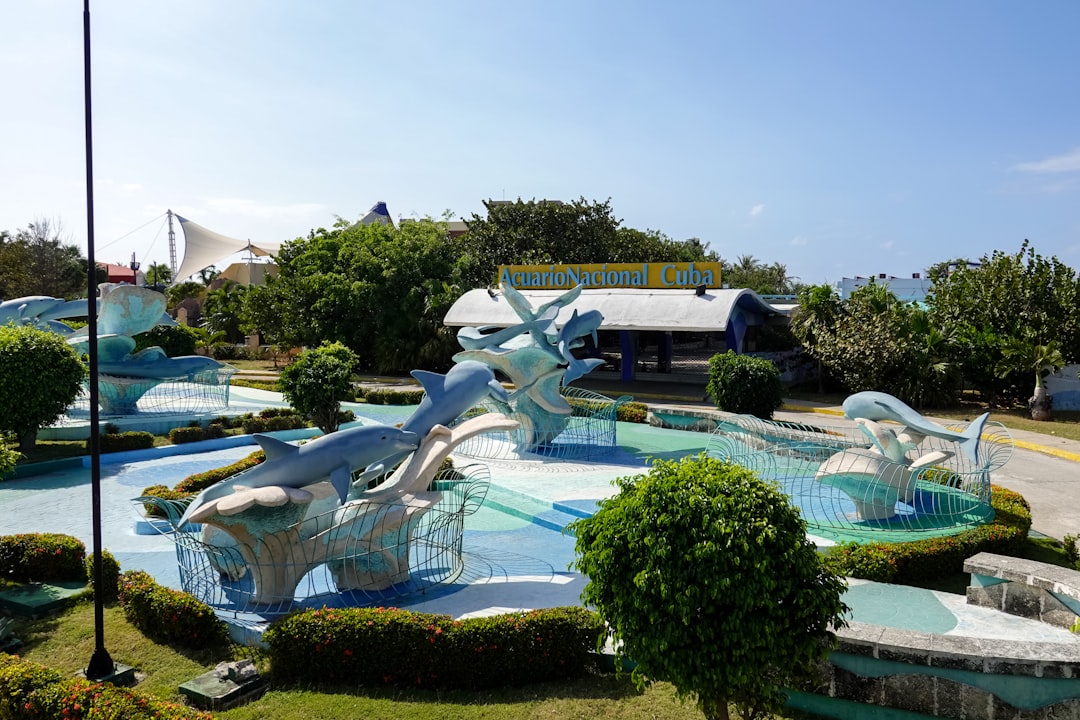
[820, 485, 1032, 583]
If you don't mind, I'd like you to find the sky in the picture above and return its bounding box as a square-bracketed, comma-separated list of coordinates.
[2, 1, 1080, 287]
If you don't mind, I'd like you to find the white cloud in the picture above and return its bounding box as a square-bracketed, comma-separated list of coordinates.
[1014, 148, 1080, 174]
[880, 240, 894, 250]
[749, 203, 765, 217]
[790, 235, 808, 246]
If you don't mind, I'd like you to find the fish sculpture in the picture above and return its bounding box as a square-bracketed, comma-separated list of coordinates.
[178, 423, 420, 526]
[842, 391, 988, 464]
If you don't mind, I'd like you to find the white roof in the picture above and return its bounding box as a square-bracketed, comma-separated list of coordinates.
[174, 216, 281, 283]
[444, 287, 782, 332]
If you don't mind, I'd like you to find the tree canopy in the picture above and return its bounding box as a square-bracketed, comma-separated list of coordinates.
[0, 218, 91, 299]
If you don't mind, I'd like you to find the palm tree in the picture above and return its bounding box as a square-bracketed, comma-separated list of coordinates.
[996, 335, 1065, 420]
[145, 262, 172, 286]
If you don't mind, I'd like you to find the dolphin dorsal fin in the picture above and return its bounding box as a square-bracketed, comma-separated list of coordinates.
[253, 434, 298, 462]
[410, 369, 444, 396]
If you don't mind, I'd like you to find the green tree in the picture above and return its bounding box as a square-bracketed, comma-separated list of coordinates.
[573, 456, 848, 720]
[133, 324, 201, 357]
[278, 341, 359, 434]
[144, 262, 172, 286]
[721, 255, 797, 295]
[995, 333, 1065, 420]
[789, 284, 843, 392]
[927, 241, 1080, 403]
[248, 216, 466, 373]
[202, 281, 249, 344]
[0, 218, 89, 299]
[0, 324, 87, 450]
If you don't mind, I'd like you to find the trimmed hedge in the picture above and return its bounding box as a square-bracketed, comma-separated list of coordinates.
[169, 425, 211, 444]
[362, 387, 424, 405]
[94, 430, 155, 453]
[0, 533, 85, 583]
[264, 605, 603, 689]
[821, 485, 1032, 583]
[118, 570, 231, 649]
[174, 450, 265, 495]
[706, 350, 784, 419]
[0, 654, 213, 720]
[616, 402, 648, 424]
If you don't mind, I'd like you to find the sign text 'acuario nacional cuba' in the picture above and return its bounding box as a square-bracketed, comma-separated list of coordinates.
[498, 262, 722, 290]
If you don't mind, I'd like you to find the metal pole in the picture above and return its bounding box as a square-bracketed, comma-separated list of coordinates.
[83, 0, 115, 681]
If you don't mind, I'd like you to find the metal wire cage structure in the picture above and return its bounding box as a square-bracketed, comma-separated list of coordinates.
[137, 462, 491, 616]
[451, 386, 631, 461]
[68, 365, 237, 416]
[705, 414, 1013, 542]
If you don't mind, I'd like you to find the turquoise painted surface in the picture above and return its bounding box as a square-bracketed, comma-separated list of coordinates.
[841, 582, 957, 634]
[831, 652, 1080, 710]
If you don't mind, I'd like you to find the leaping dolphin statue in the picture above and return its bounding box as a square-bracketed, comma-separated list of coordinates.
[402, 360, 510, 438]
[842, 391, 988, 464]
[178, 423, 420, 526]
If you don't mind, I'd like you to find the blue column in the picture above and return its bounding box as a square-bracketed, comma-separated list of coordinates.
[659, 331, 673, 373]
[620, 330, 636, 381]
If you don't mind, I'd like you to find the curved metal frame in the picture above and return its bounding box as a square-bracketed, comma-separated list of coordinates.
[706, 414, 1013, 539]
[137, 463, 491, 615]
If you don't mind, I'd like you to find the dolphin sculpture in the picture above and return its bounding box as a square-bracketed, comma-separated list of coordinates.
[401, 360, 510, 438]
[455, 310, 558, 352]
[178, 423, 420, 526]
[554, 309, 605, 383]
[842, 391, 988, 464]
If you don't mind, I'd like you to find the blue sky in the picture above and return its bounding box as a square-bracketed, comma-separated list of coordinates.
[2, 1, 1079, 286]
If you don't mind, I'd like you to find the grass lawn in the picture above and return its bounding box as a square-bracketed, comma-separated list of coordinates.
[9, 601, 806, 720]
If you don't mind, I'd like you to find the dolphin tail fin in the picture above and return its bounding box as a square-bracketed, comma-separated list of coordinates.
[958, 412, 990, 465]
[330, 465, 352, 505]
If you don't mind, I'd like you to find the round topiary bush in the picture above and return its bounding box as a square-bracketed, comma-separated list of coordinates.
[705, 350, 784, 419]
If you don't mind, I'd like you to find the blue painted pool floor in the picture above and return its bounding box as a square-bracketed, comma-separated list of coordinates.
[1, 419, 1077, 646]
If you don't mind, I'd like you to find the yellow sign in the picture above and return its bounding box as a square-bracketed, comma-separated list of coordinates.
[498, 262, 722, 290]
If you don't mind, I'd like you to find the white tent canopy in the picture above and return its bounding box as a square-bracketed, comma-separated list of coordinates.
[443, 287, 782, 333]
[174, 216, 281, 282]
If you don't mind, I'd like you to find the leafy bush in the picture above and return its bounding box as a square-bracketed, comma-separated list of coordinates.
[0, 654, 212, 720]
[242, 413, 307, 434]
[280, 342, 359, 433]
[132, 324, 202, 357]
[572, 456, 848, 720]
[363, 387, 424, 405]
[821, 485, 1032, 583]
[95, 430, 155, 453]
[0, 533, 86, 583]
[0, 324, 87, 451]
[139, 484, 188, 518]
[0, 444, 20, 481]
[169, 425, 209, 444]
[616, 401, 648, 423]
[706, 350, 784, 419]
[82, 548, 121, 602]
[1064, 533, 1080, 571]
[264, 605, 603, 689]
[230, 378, 280, 392]
[172, 450, 265, 495]
[118, 570, 230, 649]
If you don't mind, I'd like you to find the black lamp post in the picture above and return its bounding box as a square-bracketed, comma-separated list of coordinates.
[83, 0, 115, 682]
[130, 252, 140, 286]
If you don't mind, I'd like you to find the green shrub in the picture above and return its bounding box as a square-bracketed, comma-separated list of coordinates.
[139, 484, 188, 518]
[0, 444, 20, 481]
[169, 425, 208, 444]
[132, 324, 202, 357]
[171, 450, 265, 495]
[616, 401, 648, 423]
[0, 654, 212, 720]
[0, 533, 86, 583]
[0, 324, 87, 451]
[572, 455, 847, 720]
[230, 378, 280, 392]
[706, 350, 784, 419]
[264, 605, 603, 689]
[1064, 533, 1080, 571]
[242, 414, 307, 434]
[280, 342, 359, 433]
[118, 570, 230, 649]
[95, 430, 155, 453]
[364, 388, 424, 405]
[82, 549, 121, 602]
[821, 485, 1032, 582]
